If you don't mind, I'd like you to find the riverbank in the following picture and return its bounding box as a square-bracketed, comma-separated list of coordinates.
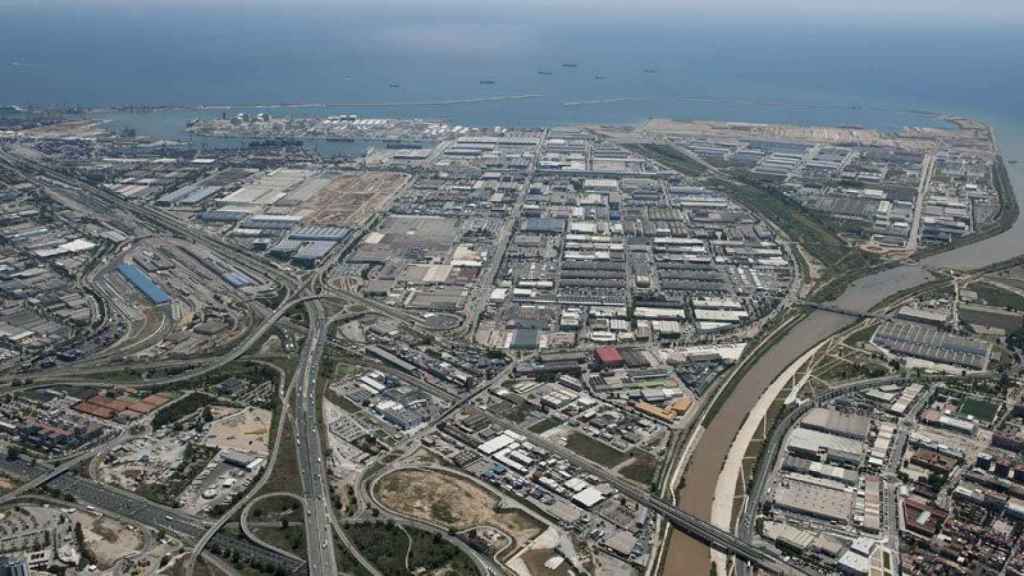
[661, 140, 1024, 575]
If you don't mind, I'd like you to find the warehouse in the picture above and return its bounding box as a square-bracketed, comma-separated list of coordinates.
[800, 408, 871, 440]
[782, 455, 859, 485]
[521, 217, 566, 234]
[293, 241, 338, 266]
[510, 329, 540, 350]
[772, 477, 853, 523]
[288, 225, 352, 242]
[116, 263, 170, 305]
[871, 321, 991, 370]
[244, 214, 303, 230]
[594, 346, 624, 368]
[786, 427, 864, 467]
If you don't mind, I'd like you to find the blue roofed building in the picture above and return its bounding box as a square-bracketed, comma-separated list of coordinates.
[117, 263, 171, 305]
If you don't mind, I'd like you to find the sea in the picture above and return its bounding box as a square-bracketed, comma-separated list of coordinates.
[2, 3, 1022, 185]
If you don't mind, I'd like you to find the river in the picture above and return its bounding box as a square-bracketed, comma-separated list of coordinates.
[664, 146, 1024, 573]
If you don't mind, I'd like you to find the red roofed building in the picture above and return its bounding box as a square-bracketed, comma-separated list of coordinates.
[595, 346, 624, 368]
[903, 498, 947, 537]
[74, 402, 115, 420]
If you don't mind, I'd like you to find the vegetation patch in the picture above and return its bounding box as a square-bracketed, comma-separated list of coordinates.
[528, 417, 562, 434]
[152, 392, 219, 429]
[346, 521, 476, 576]
[565, 432, 629, 467]
[972, 282, 1024, 311]
[619, 453, 658, 485]
[375, 468, 543, 548]
[252, 523, 306, 558]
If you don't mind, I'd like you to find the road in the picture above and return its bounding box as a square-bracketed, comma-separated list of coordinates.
[292, 301, 338, 576]
[907, 153, 937, 252]
[362, 466, 502, 576]
[0, 457, 306, 574]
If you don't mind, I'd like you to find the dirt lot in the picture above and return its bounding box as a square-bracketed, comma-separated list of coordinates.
[205, 406, 272, 457]
[300, 172, 409, 227]
[375, 469, 543, 547]
[72, 512, 142, 569]
[0, 475, 15, 494]
[520, 548, 574, 576]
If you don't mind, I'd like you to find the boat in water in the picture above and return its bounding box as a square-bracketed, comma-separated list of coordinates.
[479, 80, 496, 85]
[561, 63, 578, 68]
[537, 70, 553, 76]
[388, 82, 400, 88]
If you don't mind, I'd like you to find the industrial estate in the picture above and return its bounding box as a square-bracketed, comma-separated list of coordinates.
[0, 105, 1022, 576]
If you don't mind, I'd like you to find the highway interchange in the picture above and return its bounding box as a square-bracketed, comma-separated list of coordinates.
[3, 135, 1009, 576]
[0, 146, 811, 576]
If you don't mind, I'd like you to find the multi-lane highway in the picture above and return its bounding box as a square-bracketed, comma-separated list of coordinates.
[0, 457, 306, 574]
[292, 300, 339, 576]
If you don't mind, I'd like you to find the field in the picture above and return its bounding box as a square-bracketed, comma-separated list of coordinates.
[375, 469, 543, 547]
[301, 171, 409, 227]
[528, 417, 562, 434]
[255, 415, 301, 497]
[959, 398, 1000, 423]
[520, 548, 574, 576]
[973, 282, 1024, 311]
[72, 511, 143, 569]
[152, 392, 219, 428]
[618, 453, 658, 485]
[205, 407, 273, 457]
[564, 432, 629, 467]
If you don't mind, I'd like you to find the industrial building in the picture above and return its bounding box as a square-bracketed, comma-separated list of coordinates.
[786, 427, 865, 467]
[871, 320, 991, 370]
[772, 477, 854, 523]
[116, 263, 171, 305]
[800, 408, 871, 440]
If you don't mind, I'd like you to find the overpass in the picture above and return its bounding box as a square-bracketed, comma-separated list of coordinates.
[0, 456, 306, 575]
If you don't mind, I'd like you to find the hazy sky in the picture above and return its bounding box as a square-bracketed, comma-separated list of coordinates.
[3, 0, 1023, 24]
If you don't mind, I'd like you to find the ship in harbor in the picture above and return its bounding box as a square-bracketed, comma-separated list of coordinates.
[479, 80, 496, 85]
[561, 63, 578, 68]
[537, 70, 553, 76]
